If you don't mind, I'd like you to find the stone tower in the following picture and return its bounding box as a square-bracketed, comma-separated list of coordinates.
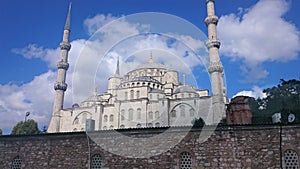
[48, 3, 72, 133]
[205, 0, 226, 123]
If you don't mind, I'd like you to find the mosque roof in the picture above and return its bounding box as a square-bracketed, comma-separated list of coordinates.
[174, 85, 198, 94]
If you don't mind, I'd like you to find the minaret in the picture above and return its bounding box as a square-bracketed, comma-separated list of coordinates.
[205, 0, 226, 124]
[48, 3, 72, 133]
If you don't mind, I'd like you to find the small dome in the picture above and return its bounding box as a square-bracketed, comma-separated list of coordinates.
[72, 103, 80, 108]
[174, 85, 198, 94]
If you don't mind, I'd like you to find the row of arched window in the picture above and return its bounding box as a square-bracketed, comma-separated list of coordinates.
[120, 109, 160, 121]
[171, 107, 195, 118]
[103, 114, 114, 122]
[119, 122, 160, 129]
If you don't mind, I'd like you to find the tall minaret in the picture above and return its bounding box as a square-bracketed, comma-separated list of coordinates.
[205, 0, 226, 124]
[48, 3, 72, 133]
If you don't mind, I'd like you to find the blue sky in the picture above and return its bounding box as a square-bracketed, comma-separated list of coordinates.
[0, 0, 300, 133]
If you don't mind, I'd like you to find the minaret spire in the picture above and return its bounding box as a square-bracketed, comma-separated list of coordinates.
[205, 0, 226, 124]
[149, 51, 154, 63]
[48, 3, 72, 133]
[64, 2, 72, 31]
[115, 56, 120, 75]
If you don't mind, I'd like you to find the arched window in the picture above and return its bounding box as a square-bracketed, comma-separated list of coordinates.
[128, 109, 134, 120]
[103, 126, 107, 130]
[91, 154, 102, 169]
[124, 91, 128, 100]
[136, 123, 141, 128]
[189, 108, 195, 117]
[120, 124, 125, 129]
[130, 90, 134, 99]
[73, 128, 77, 132]
[171, 110, 176, 117]
[136, 90, 140, 98]
[148, 123, 153, 127]
[155, 111, 160, 119]
[74, 117, 79, 124]
[109, 114, 114, 122]
[104, 115, 108, 122]
[284, 149, 300, 168]
[180, 105, 185, 117]
[11, 156, 22, 169]
[180, 152, 192, 169]
[148, 111, 153, 120]
[121, 110, 125, 121]
[155, 122, 160, 127]
[109, 125, 114, 129]
[137, 108, 141, 120]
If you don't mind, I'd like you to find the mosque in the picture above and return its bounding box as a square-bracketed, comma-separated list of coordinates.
[47, 0, 227, 133]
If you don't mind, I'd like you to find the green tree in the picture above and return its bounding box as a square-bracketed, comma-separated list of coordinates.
[11, 119, 42, 135]
[191, 118, 205, 128]
[250, 79, 300, 124]
[0, 128, 2, 136]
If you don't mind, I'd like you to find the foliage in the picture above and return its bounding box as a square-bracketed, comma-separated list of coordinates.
[0, 129, 2, 136]
[11, 119, 42, 135]
[191, 118, 205, 128]
[250, 79, 300, 124]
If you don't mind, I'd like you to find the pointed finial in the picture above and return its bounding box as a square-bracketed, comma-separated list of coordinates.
[149, 51, 154, 63]
[94, 86, 98, 96]
[115, 56, 120, 75]
[183, 74, 186, 86]
[64, 2, 72, 30]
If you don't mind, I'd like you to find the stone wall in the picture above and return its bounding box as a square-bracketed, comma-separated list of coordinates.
[0, 124, 299, 169]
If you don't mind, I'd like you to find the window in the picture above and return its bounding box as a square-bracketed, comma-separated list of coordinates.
[109, 125, 114, 129]
[109, 114, 114, 122]
[103, 126, 107, 130]
[104, 115, 108, 122]
[130, 90, 134, 99]
[120, 124, 125, 129]
[171, 110, 176, 117]
[148, 123, 153, 127]
[125, 91, 128, 100]
[189, 108, 195, 117]
[91, 154, 102, 169]
[180, 152, 192, 169]
[137, 108, 141, 120]
[155, 111, 160, 119]
[155, 122, 160, 127]
[136, 91, 140, 98]
[284, 149, 300, 169]
[11, 156, 22, 169]
[74, 117, 79, 124]
[136, 123, 141, 128]
[121, 110, 125, 121]
[149, 111, 153, 120]
[180, 105, 185, 117]
[128, 109, 134, 120]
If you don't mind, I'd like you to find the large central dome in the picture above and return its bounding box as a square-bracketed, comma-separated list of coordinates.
[135, 55, 167, 70]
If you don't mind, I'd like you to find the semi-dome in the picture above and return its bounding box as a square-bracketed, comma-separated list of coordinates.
[174, 85, 198, 94]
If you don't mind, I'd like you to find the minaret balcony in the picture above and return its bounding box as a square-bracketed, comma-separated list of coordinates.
[206, 39, 221, 49]
[54, 82, 68, 91]
[57, 61, 69, 70]
[208, 62, 224, 73]
[205, 15, 218, 25]
[60, 42, 71, 51]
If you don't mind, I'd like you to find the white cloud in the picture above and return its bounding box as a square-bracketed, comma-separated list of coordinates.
[218, 0, 300, 82]
[233, 85, 267, 99]
[84, 14, 119, 35]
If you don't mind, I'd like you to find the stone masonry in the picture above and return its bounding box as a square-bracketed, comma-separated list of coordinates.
[1, 124, 300, 168]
